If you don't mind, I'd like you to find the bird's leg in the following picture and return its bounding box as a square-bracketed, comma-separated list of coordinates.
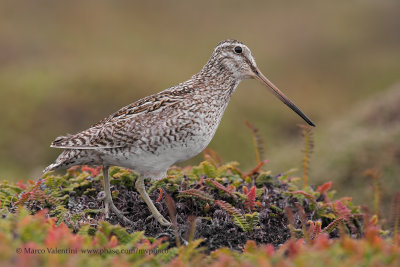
[102, 166, 133, 225]
[135, 176, 171, 226]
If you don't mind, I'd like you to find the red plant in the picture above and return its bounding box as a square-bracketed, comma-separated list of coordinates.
[164, 192, 179, 247]
[264, 243, 275, 256]
[202, 147, 222, 166]
[285, 206, 296, 239]
[15, 179, 43, 206]
[66, 165, 80, 175]
[243, 186, 248, 195]
[312, 232, 331, 249]
[245, 120, 266, 166]
[108, 235, 119, 248]
[243, 159, 269, 178]
[45, 219, 83, 249]
[323, 217, 345, 233]
[317, 181, 332, 203]
[16, 180, 27, 190]
[81, 165, 102, 177]
[317, 181, 332, 194]
[335, 200, 351, 222]
[244, 186, 256, 211]
[295, 203, 310, 243]
[285, 239, 303, 258]
[156, 188, 163, 203]
[312, 221, 322, 240]
[208, 179, 237, 199]
[364, 169, 381, 216]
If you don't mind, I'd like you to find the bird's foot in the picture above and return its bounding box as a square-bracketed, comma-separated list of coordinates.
[147, 213, 172, 226]
[103, 198, 133, 225]
[158, 216, 172, 226]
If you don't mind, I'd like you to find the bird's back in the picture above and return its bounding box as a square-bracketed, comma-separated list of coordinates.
[45, 77, 234, 173]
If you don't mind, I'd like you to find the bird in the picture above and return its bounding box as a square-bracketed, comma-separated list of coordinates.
[44, 39, 315, 226]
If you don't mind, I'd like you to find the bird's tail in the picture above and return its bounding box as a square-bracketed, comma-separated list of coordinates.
[43, 162, 61, 173]
[43, 150, 73, 173]
[43, 149, 99, 173]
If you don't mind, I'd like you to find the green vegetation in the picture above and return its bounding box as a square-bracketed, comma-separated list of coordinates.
[0, 153, 399, 266]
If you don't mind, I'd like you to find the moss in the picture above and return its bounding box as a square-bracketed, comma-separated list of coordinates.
[1, 161, 368, 251]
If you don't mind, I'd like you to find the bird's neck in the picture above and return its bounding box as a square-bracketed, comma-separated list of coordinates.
[193, 59, 242, 99]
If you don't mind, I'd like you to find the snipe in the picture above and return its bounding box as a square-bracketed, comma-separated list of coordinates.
[44, 39, 315, 226]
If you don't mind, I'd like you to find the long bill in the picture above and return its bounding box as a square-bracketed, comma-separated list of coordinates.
[252, 67, 315, 127]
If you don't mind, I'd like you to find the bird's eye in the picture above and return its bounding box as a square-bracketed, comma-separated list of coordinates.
[234, 46, 242, 54]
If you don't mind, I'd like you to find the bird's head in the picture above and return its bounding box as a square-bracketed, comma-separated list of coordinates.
[208, 39, 315, 127]
[211, 39, 258, 80]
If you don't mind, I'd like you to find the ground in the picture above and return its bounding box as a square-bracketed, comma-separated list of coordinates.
[11, 159, 363, 253]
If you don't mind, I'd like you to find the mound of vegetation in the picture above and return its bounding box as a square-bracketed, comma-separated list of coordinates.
[3, 160, 358, 251]
[0, 153, 399, 265]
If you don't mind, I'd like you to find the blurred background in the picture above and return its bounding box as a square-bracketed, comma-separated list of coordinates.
[0, 1, 399, 216]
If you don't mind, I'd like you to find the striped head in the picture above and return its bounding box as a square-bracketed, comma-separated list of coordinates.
[207, 39, 258, 80]
[203, 39, 315, 127]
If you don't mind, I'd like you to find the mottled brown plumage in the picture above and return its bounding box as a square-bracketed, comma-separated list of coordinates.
[45, 39, 314, 226]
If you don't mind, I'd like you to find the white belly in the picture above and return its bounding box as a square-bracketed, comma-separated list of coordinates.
[99, 127, 215, 180]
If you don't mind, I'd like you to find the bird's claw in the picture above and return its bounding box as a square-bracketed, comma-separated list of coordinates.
[147, 214, 171, 226]
[157, 216, 172, 226]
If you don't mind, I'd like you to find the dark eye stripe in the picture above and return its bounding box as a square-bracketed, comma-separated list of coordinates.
[234, 46, 242, 54]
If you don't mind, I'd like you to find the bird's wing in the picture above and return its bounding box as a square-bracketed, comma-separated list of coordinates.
[51, 90, 182, 149]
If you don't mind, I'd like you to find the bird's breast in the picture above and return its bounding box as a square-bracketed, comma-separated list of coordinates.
[163, 102, 228, 161]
